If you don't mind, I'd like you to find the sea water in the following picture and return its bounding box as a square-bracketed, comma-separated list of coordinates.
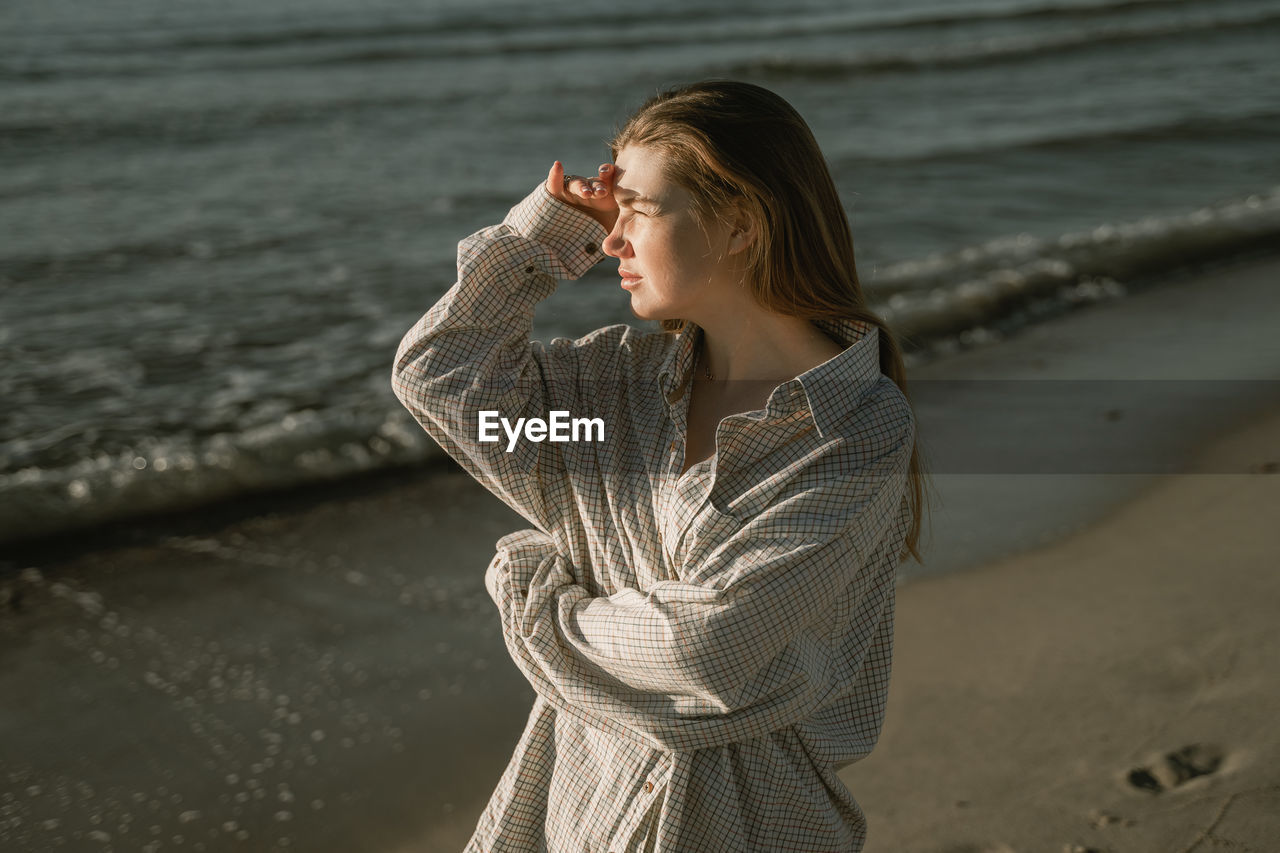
[3, 0, 1279, 541]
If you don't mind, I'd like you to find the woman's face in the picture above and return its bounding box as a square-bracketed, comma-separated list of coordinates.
[602, 145, 741, 323]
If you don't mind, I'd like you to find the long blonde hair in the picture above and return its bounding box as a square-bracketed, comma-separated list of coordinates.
[610, 80, 931, 563]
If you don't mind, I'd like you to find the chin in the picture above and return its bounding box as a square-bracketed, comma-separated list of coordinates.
[626, 296, 662, 322]
[628, 292, 688, 324]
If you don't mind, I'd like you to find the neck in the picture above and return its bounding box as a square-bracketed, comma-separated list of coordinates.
[694, 306, 843, 385]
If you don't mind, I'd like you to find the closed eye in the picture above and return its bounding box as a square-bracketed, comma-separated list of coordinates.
[617, 197, 655, 216]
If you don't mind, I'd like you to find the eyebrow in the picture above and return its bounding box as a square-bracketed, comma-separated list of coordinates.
[615, 188, 659, 205]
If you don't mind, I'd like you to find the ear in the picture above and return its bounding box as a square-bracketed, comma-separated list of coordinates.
[725, 202, 758, 256]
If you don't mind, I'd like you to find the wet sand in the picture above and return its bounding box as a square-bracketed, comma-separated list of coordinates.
[2, 255, 1278, 852]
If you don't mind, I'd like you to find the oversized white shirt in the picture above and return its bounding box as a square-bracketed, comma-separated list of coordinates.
[391, 183, 915, 852]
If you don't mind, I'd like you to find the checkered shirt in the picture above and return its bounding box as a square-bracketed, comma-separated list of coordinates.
[391, 183, 915, 852]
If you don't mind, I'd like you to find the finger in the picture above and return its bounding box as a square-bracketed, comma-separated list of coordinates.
[587, 167, 612, 197]
[547, 160, 565, 196]
[595, 164, 616, 197]
[571, 176, 597, 199]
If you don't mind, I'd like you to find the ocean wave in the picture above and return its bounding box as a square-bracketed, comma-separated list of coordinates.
[0, 408, 436, 547]
[0, 226, 331, 287]
[727, 9, 1280, 80]
[3, 187, 1278, 547]
[5, 0, 1270, 81]
[5, 0, 1221, 54]
[0, 90, 443, 150]
[874, 186, 1280, 343]
[841, 109, 1280, 166]
[292, 6, 1280, 71]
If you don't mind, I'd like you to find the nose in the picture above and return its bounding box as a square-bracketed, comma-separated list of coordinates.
[602, 220, 630, 259]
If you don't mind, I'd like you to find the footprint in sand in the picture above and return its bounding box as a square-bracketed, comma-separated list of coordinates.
[1127, 743, 1224, 793]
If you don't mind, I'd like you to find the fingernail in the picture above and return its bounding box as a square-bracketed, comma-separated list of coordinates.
[599, 165, 610, 173]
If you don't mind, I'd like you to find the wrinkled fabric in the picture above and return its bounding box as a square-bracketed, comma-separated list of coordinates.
[392, 184, 915, 852]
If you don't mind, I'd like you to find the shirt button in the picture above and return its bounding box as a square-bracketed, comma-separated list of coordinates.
[585, 242, 599, 254]
[643, 781, 654, 793]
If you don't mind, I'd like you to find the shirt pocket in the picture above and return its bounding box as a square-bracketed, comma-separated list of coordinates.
[676, 500, 743, 585]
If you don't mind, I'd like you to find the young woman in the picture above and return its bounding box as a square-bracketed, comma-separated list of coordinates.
[393, 80, 928, 852]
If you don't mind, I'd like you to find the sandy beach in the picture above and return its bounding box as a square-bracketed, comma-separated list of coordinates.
[844, 405, 1280, 852]
[2, 255, 1278, 852]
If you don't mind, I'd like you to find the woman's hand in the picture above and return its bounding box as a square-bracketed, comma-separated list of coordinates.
[545, 160, 618, 232]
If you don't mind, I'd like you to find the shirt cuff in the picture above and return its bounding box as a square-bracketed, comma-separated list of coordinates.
[503, 183, 609, 281]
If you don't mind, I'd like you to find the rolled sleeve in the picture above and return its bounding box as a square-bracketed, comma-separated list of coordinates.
[505, 184, 608, 280]
[390, 183, 609, 534]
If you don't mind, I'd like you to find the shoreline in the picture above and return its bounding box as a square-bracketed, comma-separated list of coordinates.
[4, 247, 1278, 562]
[897, 252, 1280, 583]
[1, 254, 1278, 852]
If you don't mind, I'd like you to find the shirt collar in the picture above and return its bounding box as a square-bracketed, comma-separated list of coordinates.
[656, 317, 882, 440]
